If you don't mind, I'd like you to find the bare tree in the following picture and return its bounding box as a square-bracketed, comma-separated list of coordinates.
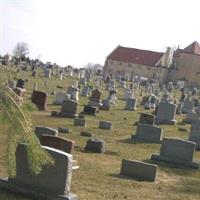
[13, 42, 29, 59]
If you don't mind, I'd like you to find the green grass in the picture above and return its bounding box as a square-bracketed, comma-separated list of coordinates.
[1, 67, 200, 200]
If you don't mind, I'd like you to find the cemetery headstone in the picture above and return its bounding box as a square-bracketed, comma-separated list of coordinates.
[84, 138, 106, 153]
[31, 90, 48, 110]
[120, 159, 157, 182]
[59, 99, 78, 118]
[74, 117, 86, 127]
[99, 121, 113, 130]
[35, 126, 58, 139]
[155, 102, 176, 125]
[189, 119, 200, 150]
[132, 124, 163, 143]
[0, 143, 78, 200]
[138, 113, 155, 125]
[40, 135, 74, 154]
[83, 105, 96, 116]
[151, 138, 199, 168]
[124, 98, 137, 111]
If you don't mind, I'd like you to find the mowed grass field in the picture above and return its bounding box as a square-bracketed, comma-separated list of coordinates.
[1, 67, 200, 200]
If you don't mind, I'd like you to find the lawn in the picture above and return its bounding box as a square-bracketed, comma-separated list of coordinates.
[0, 67, 200, 200]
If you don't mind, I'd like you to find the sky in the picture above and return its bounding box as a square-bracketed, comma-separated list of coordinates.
[1, 0, 200, 67]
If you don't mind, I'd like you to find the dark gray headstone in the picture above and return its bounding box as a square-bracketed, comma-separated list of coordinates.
[189, 119, 200, 150]
[35, 126, 58, 139]
[83, 105, 96, 116]
[74, 118, 86, 127]
[99, 121, 113, 130]
[120, 159, 157, 182]
[124, 98, 137, 111]
[84, 138, 106, 153]
[59, 99, 78, 118]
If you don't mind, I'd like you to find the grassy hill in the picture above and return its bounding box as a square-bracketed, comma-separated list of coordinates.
[0, 67, 200, 200]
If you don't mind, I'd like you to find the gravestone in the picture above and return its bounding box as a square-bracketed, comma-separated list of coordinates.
[40, 135, 74, 154]
[79, 77, 86, 85]
[155, 102, 176, 125]
[83, 105, 96, 116]
[132, 124, 163, 143]
[88, 89, 102, 107]
[184, 110, 199, 124]
[182, 98, 194, 114]
[120, 159, 157, 182]
[84, 138, 106, 153]
[151, 138, 199, 168]
[99, 121, 113, 130]
[124, 98, 137, 111]
[138, 113, 155, 125]
[124, 90, 133, 100]
[74, 117, 86, 127]
[58, 127, 71, 134]
[35, 126, 58, 139]
[80, 131, 93, 137]
[44, 69, 51, 78]
[31, 90, 48, 110]
[189, 119, 200, 150]
[0, 143, 77, 200]
[81, 86, 90, 97]
[89, 89, 102, 102]
[59, 99, 78, 118]
[100, 99, 110, 111]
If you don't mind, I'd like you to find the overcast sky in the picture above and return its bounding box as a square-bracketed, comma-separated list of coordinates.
[1, 0, 200, 67]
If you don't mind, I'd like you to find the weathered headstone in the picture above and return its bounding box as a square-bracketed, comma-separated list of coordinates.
[99, 121, 113, 130]
[59, 99, 78, 118]
[155, 102, 176, 125]
[182, 98, 194, 114]
[83, 105, 96, 116]
[80, 131, 93, 137]
[84, 138, 106, 153]
[31, 90, 48, 110]
[138, 113, 155, 125]
[100, 99, 110, 111]
[151, 138, 199, 168]
[81, 86, 90, 97]
[35, 126, 58, 139]
[74, 117, 86, 127]
[120, 159, 157, 182]
[184, 110, 199, 123]
[124, 98, 137, 111]
[189, 119, 200, 150]
[132, 124, 163, 143]
[0, 143, 77, 200]
[40, 135, 74, 154]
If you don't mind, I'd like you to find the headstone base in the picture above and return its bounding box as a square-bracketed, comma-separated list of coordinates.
[59, 112, 78, 118]
[151, 154, 199, 169]
[132, 135, 162, 144]
[155, 119, 176, 125]
[0, 178, 78, 200]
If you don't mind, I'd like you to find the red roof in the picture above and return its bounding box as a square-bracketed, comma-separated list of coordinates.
[107, 46, 163, 66]
[175, 41, 200, 56]
[183, 41, 200, 55]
